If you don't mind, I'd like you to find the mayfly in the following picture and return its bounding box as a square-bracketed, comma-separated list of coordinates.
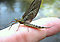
[8, 0, 51, 30]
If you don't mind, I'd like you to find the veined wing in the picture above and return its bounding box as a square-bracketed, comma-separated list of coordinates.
[22, 0, 43, 23]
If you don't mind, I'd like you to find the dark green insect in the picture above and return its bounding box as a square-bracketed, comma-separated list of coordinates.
[8, 0, 50, 30]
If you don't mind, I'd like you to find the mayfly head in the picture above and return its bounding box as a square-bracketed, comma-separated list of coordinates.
[15, 18, 18, 21]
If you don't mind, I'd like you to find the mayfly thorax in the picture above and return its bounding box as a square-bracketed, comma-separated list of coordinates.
[8, 0, 51, 30]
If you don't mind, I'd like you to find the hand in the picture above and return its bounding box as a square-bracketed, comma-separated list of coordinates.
[0, 17, 60, 42]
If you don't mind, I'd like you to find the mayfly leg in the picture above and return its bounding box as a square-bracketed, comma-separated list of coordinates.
[8, 21, 15, 25]
[16, 23, 20, 31]
[9, 23, 16, 30]
[8, 21, 15, 30]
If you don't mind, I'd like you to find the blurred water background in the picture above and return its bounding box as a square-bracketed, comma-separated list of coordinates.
[0, 0, 60, 42]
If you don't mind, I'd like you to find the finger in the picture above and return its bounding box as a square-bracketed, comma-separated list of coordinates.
[42, 18, 60, 37]
[46, 21, 60, 37]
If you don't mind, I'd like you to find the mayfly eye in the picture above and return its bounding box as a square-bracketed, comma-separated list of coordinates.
[15, 18, 17, 20]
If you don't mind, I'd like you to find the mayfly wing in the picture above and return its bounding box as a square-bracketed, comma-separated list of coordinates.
[22, 0, 43, 23]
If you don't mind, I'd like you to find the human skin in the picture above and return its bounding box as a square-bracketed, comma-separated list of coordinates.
[0, 17, 60, 42]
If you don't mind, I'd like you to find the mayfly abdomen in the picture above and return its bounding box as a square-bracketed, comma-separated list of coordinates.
[24, 23, 50, 29]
